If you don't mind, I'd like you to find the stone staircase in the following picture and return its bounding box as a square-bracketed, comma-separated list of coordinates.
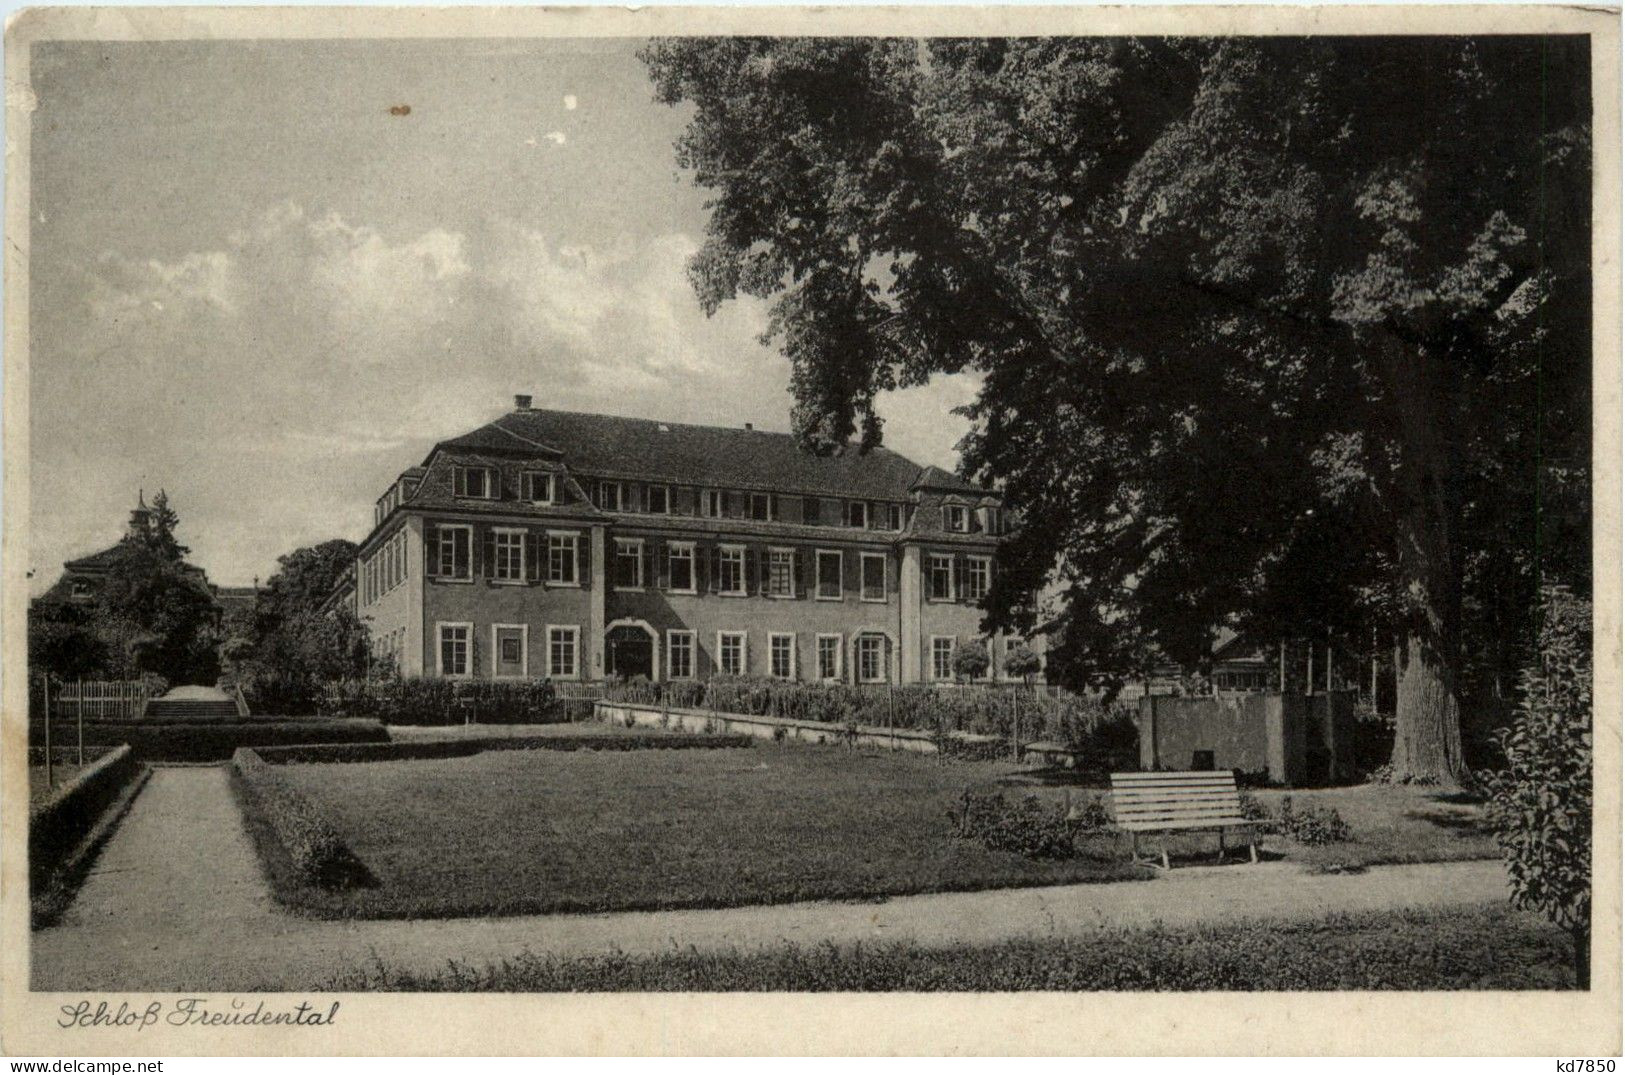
[144, 691, 242, 721]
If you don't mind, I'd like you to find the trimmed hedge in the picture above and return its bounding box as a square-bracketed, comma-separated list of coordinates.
[30, 719, 390, 761]
[320, 678, 566, 725]
[230, 749, 375, 889]
[30, 744, 145, 923]
[251, 733, 754, 766]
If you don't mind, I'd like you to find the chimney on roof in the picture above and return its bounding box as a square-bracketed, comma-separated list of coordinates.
[514, 394, 533, 411]
[744, 422, 754, 431]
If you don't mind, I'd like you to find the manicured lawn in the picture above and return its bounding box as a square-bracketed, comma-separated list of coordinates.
[1252, 783, 1498, 868]
[272, 746, 1146, 919]
[326, 903, 1576, 991]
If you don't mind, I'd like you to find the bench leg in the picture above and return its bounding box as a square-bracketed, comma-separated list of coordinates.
[1249, 841, 1258, 864]
[1161, 844, 1171, 870]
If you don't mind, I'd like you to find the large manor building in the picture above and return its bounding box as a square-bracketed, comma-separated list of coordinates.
[342, 396, 1024, 684]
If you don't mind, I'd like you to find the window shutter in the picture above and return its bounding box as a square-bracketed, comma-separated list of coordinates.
[953, 554, 967, 602]
[710, 545, 722, 593]
[656, 541, 670, 590]
[424, 525, 438, 577]
[745, 547, 757, 595]
[479, 528, 494, 578]
[793, 549, 805, 599]
[578, 534, 590, 586]
[526, 531, 542, 583]
[643, 542, 656, 588]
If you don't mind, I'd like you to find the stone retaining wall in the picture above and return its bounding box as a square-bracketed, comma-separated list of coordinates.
[594, 701, 940, 754]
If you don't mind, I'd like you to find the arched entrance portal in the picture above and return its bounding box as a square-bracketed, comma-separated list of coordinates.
[605, 622, 657, 681]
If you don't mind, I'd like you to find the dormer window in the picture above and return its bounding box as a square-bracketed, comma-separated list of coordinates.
[846, 500, 868, 529]
[701, 489, 723, 518]
[944, 504, 969, 533]
[454, 465, 495, 499]
[887, 503, 906, 531]
[524, 472, 555, 505]
[646, 485, 671, 514]
[749, 492, 775, 521]
[595, 481, 625, 511]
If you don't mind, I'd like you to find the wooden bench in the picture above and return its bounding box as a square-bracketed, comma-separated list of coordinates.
[1109, 770, 1261, 869]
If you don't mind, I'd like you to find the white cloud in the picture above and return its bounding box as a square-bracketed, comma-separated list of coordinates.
[545, 131, 567, 146]
[32, 202, 791, 587]
[563, 94, 578, 110]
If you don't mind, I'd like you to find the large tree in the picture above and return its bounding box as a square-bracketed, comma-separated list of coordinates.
[642, 36, 1591, 785]
[229, 539, 369, 695]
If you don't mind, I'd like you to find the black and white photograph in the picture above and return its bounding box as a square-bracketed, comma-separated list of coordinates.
[4, 4, 1618, 1058]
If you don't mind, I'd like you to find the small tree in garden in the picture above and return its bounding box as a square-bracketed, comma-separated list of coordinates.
[1480, 585, 1592, 987]
[1004, 643, 1042, 687]
[952, 641, 991, 684]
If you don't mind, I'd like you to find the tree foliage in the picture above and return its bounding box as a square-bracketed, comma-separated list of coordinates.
[951, 640, 991, 682]
[229, 540, 370, 712]
[642, 36, 1592, 784]
[1480, 585, 1593, 987]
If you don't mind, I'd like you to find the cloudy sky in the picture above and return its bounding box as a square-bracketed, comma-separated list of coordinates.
[28, 38, 978, 591]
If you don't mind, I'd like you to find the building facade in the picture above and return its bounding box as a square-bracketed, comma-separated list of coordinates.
[348, 397, 1022, 684]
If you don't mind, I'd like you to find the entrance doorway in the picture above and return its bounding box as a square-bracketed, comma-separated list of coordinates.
[605, 624, 655, 680]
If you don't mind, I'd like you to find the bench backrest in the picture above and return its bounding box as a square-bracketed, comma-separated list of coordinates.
[1109, 770, 1245, 830]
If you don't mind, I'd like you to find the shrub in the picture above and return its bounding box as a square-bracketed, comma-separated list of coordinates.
[30, 744, 141, 897]
[249, 733, 755, 765]
[319, 677, 560, 725]
[1480, 584, 1593, 987]
[31, 719, 389, 761]
[1277, 796, 1352, 845]
[1236, 790, 1275, 831]
[230, 749, 374, 888]
[951, 641, 991, 682]
[950, 788, 1084, 859]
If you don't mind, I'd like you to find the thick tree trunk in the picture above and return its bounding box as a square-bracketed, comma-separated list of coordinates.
[1383, 344, 1473, 788]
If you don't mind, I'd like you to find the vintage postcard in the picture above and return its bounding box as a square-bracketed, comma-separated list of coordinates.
[2, 4, 1619, 1057]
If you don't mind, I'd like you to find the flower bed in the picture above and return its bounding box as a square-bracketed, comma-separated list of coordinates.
[601, 676, 1135, 757]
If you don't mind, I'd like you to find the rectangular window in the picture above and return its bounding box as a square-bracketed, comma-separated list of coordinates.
[596, 481, 624, 511]
[887, 504, 905, 531]
[437, 623, 471, 677]
[804, 498, 823, 526]
[846, 500, 868, 528]
[984, 507, 1002, 535]
[816, 550, 843, 600]
[857, 636, 887, 683]
[524, 472, 555, 504]
[435, 525, 472, 580]
[493, 528, 525, 582]
[749, 492, 774, 521]
[931, 637, 955, 681]
[965, 557, 991, 602]
[860, 553, 887, 602]
[718, 631, 747, 676]
[547, 532, 579, 585]
[701, 489, 723, 518]
[668, 630, 695, 679]
[929, 553, 955, 601]
[667, 542, 695, 593]
[719, 546, 746, 596]
[770, 633, 795, 680]
[453, 466, 493, 499]
[944, 505, 968, 533]
[816, 635, 842, 682]
[615, 538, 644, 589]
[645, 485, 670, 514]
[767, 548, 795, 598]
[547, 626, 579, 679]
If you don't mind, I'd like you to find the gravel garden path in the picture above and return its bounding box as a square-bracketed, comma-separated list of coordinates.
[33, 765, 1513, 992]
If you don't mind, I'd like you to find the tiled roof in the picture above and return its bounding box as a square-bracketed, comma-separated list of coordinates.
[63, 543, 129, 571]
[431, 407, 985, 500]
